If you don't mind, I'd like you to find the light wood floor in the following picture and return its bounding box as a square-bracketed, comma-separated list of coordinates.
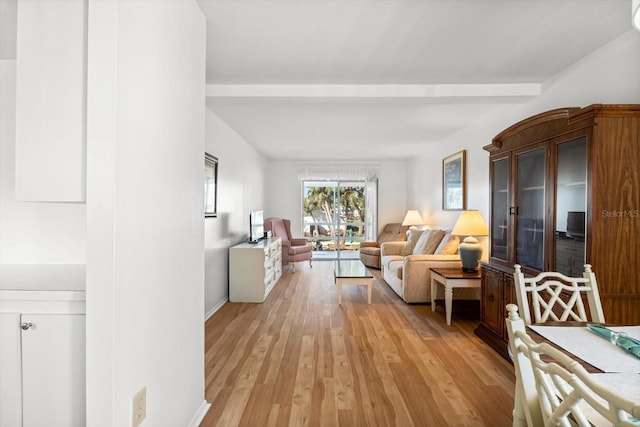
[201, 261, 516, 427]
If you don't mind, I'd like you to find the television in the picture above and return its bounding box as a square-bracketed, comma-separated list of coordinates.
[566, 211, 585, 239]
[249, 210, 265, 243]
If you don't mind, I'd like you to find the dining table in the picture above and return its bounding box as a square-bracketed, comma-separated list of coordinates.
[524, 322, 640, 424]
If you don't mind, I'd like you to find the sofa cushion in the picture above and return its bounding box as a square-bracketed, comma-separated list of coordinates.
[435, 232, 460, 255]
[381, 255, 404, 270]
[387, 260, 403, 280]
[413, 229, 445, 255]
[360, 247, 382, 269]
[360, 246, 380, 256]
[400, 229, 424, 256]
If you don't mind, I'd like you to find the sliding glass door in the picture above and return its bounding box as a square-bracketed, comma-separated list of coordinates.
[302, 181, 368, 259]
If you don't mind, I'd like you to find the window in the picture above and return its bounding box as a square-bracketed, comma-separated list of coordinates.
[302, 181, 367, 259]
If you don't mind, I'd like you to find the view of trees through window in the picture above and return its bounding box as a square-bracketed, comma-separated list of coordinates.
[303, 181, 366, 253]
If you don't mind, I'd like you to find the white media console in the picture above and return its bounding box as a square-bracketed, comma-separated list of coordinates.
[229, 237, 282, 302]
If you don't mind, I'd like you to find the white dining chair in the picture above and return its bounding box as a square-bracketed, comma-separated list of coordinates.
[506, 304, 640, 427]
[513, 264, 605, 325]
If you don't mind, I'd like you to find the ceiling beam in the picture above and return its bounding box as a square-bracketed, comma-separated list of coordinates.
[205, 83, 541, 99]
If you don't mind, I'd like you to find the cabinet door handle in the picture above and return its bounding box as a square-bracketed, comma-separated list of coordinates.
[21, 322, 33, 330]
[509, 206, 519, 215]
[488, 295, 495, 302]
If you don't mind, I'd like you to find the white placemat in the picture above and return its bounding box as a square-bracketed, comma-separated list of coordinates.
[529, 325, 640, 373]
[577, 373, 640, 424]
[590, 373, 640, 401]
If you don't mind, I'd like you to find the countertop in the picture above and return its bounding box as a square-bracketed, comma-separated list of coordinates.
[0, 265, 86, 308]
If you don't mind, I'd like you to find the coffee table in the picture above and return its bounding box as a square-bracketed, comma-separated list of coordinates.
[333, 260, 373, 305]
[430, 267, 481, 325]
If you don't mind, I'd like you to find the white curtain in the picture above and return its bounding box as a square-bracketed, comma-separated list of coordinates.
[365, 176, 378, 241]
[297, 164, 380, 181]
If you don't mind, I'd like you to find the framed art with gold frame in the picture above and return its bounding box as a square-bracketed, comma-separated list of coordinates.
[442, 150, 466, 210]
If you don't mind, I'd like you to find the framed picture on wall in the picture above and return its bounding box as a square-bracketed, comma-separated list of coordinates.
[205, 153, 218, 217]
[442, 150, 466, 210]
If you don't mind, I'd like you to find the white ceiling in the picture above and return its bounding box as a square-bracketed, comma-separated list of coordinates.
[198, 0, 632, 160]
[0, 1, 632, 161]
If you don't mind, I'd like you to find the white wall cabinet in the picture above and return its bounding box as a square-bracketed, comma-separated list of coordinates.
[15, 0, 87, 201]
[229, 238, 282, 302]
[0, 265, 86, 427]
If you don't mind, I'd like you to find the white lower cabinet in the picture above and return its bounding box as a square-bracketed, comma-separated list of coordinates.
[0, 313, 86, 427]
[0, 265, 86, 427]
[24, 314, 86, 427]
[0, 313, 22, 427]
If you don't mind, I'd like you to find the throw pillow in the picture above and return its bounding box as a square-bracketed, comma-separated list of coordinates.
[400, 229, 424, 256]
[434, 232, 460, 255]
[413, 229, 445, 255]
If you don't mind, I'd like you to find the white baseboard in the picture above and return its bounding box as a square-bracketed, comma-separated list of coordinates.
[187, 399, 211, 427]
[205, 297, 228, 321]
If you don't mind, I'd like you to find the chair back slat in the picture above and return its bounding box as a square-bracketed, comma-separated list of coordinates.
[513, 264, 605, 325]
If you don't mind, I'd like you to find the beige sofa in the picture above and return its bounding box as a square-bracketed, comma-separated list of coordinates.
[381, 229, 462, 303]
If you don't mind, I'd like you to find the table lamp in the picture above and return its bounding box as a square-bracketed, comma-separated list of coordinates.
[402, 210, 425, 230]
[451, 210, 489, 272]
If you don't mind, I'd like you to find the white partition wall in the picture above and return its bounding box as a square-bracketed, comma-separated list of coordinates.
[86, 1, 208, 425]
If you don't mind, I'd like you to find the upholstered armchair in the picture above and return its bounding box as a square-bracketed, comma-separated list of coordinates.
[359, 223, 409, 269]
[264, 217, 312, 272]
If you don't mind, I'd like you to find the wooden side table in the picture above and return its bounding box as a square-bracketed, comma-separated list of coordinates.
[430, 267, 481, 325]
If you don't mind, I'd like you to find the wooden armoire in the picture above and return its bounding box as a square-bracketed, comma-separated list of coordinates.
[475, 104, 640, 358]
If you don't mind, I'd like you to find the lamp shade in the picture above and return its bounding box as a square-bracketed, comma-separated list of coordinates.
[402, 209, 424, 227]
[634, 0, 640, 31]
[451, 210, 488, 237]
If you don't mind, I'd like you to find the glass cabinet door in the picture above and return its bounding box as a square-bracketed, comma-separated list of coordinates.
[490, 157, 509, 262]
[516, 148, 545, 270]
[555, 137, 587, 275]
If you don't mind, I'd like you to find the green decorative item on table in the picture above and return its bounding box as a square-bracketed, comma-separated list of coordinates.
[587, 323, 640, 359]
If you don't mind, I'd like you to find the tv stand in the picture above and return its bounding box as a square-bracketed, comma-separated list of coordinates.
[229, 237, 282, 302]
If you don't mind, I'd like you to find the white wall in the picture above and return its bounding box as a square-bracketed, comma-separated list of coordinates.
[204, 110, 268, 317]
[0, 60, 86, 264]
[407, 30, 640, 234]
[86, 2, 207, 426]
[266, 160, 408, 237]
